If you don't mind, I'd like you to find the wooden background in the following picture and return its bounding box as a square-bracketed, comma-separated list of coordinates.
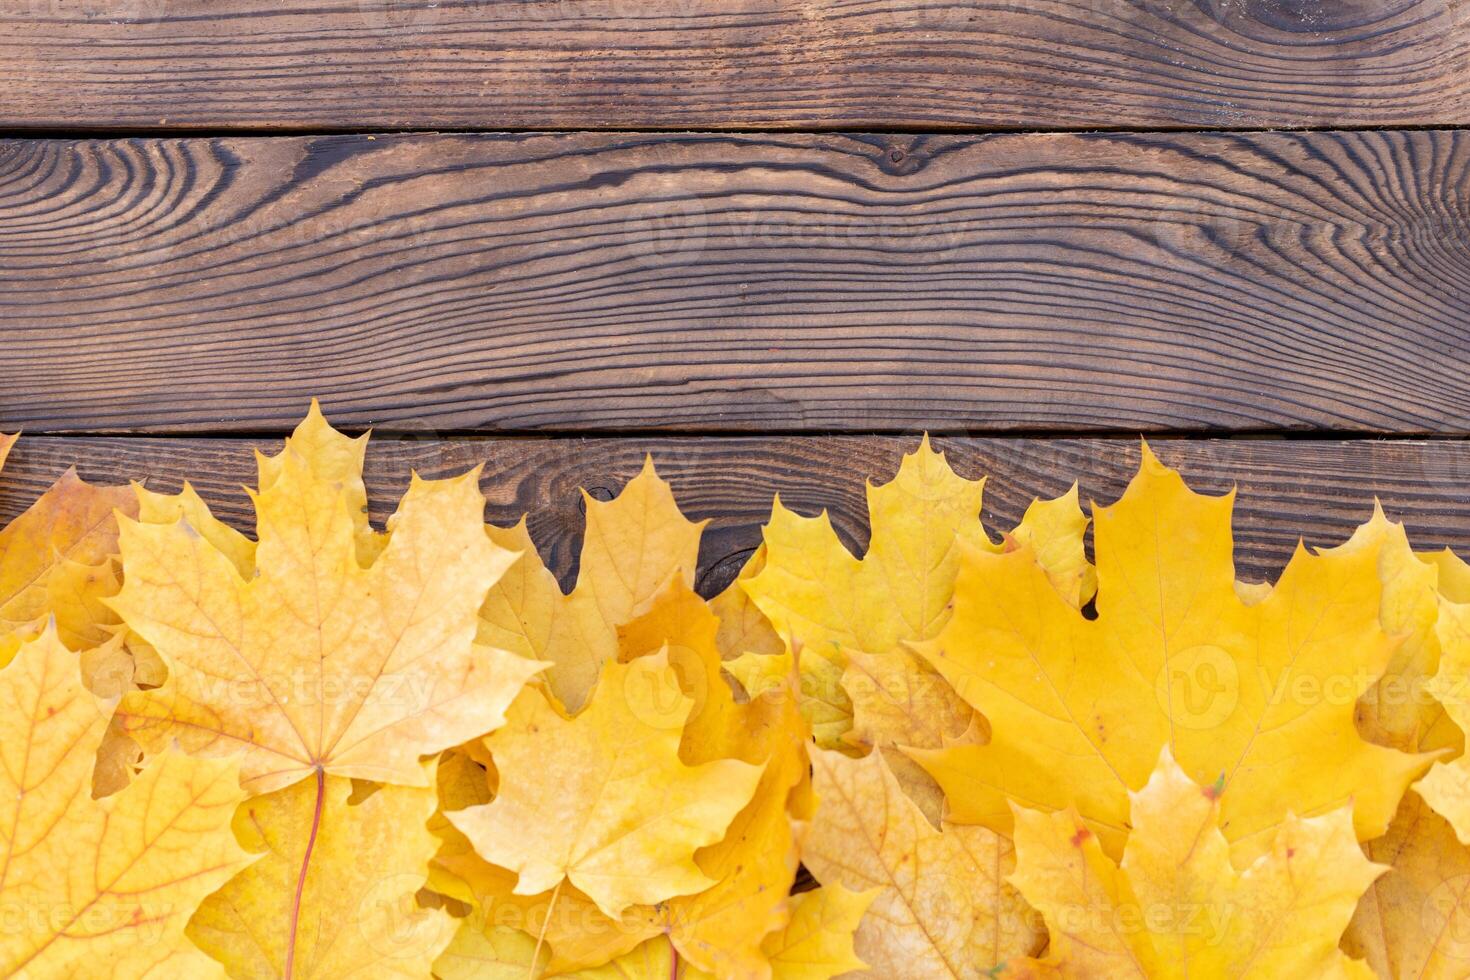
[4, 0, 1470, 593]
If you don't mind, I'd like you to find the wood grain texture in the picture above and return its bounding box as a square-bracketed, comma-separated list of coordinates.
[5, 130, 1470, 435]
[6, 433, 1469, 593]
[2, 0, 1468, 131]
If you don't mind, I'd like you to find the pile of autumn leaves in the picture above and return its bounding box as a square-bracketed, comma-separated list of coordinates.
[9, 407, 1470, 979]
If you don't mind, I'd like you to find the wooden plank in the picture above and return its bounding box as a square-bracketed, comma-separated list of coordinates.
[2, 1, 1468, 131]
[5, 434, 1468, 592]
[5, 131, 1470, 436]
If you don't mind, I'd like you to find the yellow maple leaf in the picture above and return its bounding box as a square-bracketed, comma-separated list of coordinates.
[910, 444, 1429, 862]
[479, 457, 706, 714]
[841, 644, 979, 825]
[0, 435, 137, 655]
[1342, 792, 1470, 978]
[435, 580, 809, 978]
[187, 767, 455, 978]
[710, 544, 783, 662]
[108, 406, 545, 794]
[733, 437, 1092, 774]
[1335, 511, 1470, 977]
[617, 578, 750, 765]
[1341, 505, 1460, 756]
[803, 746, 1043, 978]
[439, 911, 873, 980]
[427, 745, 662, 974]
[0, 626, 249, 976]
[1005, 749, 1381, 978]
[742, 885, 877, 980]
[1410, 571, 1470, 856]
[434, 920, 549, 980]
[433, 856, 662, 974]
[567, 897, 877, 980]
[449, 650, 763, 918]
[438, 931, 696, 979]
[617, 581, 813, 979]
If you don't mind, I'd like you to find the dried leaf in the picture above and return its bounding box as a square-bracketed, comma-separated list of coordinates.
[619, 581, 813, 979]
[0, 437, 137, 654]
[803, 747, 1042, 978]
[711, 543, 783, 662]
[1340, 511, 1470, 976]
[749, 885, 877, 980]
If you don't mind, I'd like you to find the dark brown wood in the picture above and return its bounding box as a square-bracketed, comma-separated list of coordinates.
[2, 1, 1468, 131]
[5, 130, 1470, 435]
[6, 433, 1469, 593]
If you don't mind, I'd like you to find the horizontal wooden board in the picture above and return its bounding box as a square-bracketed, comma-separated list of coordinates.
[5, 434, 1468, 592]
[6, 130, 1470, 435]
[1, 1, 1467, 131]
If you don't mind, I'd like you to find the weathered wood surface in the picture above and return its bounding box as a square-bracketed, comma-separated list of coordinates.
[6, 434, 1467, 592]
[5, 130, 1470, 435]
[2, 1, 1467, 131]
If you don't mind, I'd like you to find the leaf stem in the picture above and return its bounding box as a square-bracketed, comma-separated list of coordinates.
[528, 878, 562, 980]
[284, 766, 326, 980]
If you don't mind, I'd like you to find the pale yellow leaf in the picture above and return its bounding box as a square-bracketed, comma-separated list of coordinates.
[711, 544, 783, 662]
[0, 450, 136, 654]
[0, 626, 248, 977]
[739, 437, 1091, 763]
[755, 885, 877, 980]
[109, 408, 544, 794]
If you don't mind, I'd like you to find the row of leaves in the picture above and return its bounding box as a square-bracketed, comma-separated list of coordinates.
[5, 404, 1470, 978]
